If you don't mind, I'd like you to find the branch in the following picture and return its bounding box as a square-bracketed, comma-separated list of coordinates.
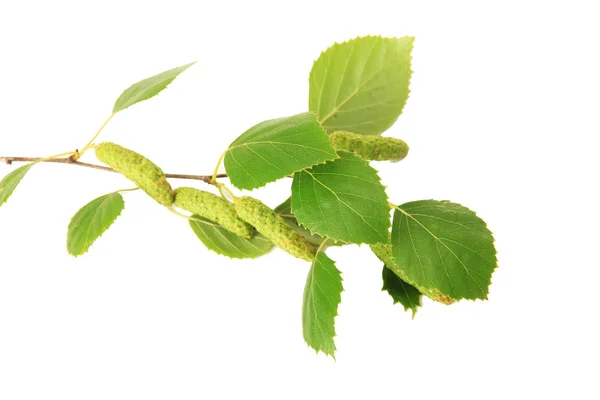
[0, 156, 226, 184]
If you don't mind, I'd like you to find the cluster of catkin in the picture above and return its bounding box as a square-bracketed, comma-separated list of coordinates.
[94, 132, 408, 261]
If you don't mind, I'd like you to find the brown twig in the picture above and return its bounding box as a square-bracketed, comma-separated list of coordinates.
[0, 156, 226, 184]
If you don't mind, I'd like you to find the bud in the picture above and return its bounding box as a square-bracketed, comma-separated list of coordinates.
[174, 187, 253, 239]
[235, 196, 316, 262]
[95, 142, 174, 206]
[329, 131, 409, 161]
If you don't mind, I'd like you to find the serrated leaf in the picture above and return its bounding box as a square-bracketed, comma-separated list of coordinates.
[274, 197, 339, 247]
[112, 62, 195, 113]
[224, 112, 337, 190]
[302, 251, 343, 358]
[0, 164, 34, 208]
[309, 35, 414, 135]
[391, 200, 497, 301]
[67, 192, 125, 256]
[291, 151, 390, 244]
[382, 266, 422, 318]
[189, 215, 273, 259]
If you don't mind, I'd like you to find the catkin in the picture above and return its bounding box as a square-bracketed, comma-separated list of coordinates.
[95, 142, 174, 206]
[370, 242, 396, 270]
[174, 187, 253, 239]
[234, 196, 316, 262]
[329, 131, 409, 161]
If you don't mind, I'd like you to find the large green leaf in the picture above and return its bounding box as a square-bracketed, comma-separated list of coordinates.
[67, 192, 125, 256]
[189, 215, 273, 259]
[309, 35, 414, 135]
[223, 112, 337, 190]
[291, 151, 390, 244]
[382, 266, 422, 318]
[391, 200, 497, 301]
[302, 251, 343, 358]
[0, 164, 34, 208]
[113, 62, 195, 113]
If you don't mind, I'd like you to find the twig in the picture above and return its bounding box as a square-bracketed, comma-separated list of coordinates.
[0, 156, 226, 184]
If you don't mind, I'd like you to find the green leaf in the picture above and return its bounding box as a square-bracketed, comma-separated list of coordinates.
[223, 112, 337, 190]
[302, 250, 343, 358]
[309, 35, 414, 135]
[67, 192, 125, 256]
[291, 151, 390, 244]
[189, 215, 273, 259]
[382, 266, 422, 318]
[391, 200, 497, 301]
[274, 197, 339, 247]
[112, 62, 195, 113]
[0, 164, 34, 208]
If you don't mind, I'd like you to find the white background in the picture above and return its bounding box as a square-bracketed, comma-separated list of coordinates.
[1, 1, 598, 398]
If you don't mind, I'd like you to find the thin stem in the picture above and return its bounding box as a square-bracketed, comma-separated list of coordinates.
[35, 151, 78, 164]
[0, 155, 227, 183]
[77, 114, 115, 159]
[168, 206, 191, 220]
[117, 187, 140, 194]
[215, 182, 236, 201]
[211, 151, 226, 184]
[316, 238, 329, 255]
[278, 213, 296, 218]
[168, 206, 209, 225]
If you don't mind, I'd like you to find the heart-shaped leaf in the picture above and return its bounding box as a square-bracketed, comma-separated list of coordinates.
[391, 200, 497, 301]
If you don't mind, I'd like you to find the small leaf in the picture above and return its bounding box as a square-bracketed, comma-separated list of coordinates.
[189, 215, 273, 259]
[67, 193, 125, 256]
[391, 200, 498, 301]
[371, 241, 423, 315]
[310, 35, 414, 135]
[291, 151, 390, 244]
[0, 164, 34, 208]
[382, 266, 422, 318]
[302, 250, 343, 358]
[224, 112, 337, 190]
[112, 62, 195, 113]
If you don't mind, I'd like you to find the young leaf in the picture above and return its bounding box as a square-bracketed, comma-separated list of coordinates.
[302, 250, 343, 358]
[291, 151, 390, 244]
[189, 215, 273, 259]
[112, 62, 195, 113]
[67, 192, 125, 256]
[371, 240, 423, 315]
[382, 266, 422, 318]
[224, 112, 337, 190]
[0, 164, 34, 208]
[309, 35, 414, 135]
[391, 200, 497, 301]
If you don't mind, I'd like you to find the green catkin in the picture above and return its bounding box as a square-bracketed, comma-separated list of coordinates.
[329, 131, 409, 161]
[174, 187, 254, 239]
[370, 242, 455, 305]
[95, 142, 174, 206]
[234, 196, 316, 262]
